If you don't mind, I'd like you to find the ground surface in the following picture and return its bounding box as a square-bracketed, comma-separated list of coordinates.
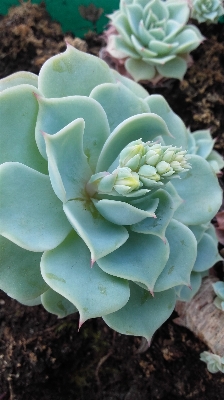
[0, 3, 224, 400]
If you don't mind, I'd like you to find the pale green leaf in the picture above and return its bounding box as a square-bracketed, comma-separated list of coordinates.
[63, 199, 128, 261]
[41, 232, 130, 323]
[154, 219, 197, 291]
[103, 283, 176, 340]
[90, 82, 150, 132]
[98, 230, 169, 291]
[173, 155, 222, 225]
[35, 95, 110, 170]
[41, 288, 78, 318]
[38, 45, 115, 97]
[0, 85, 47, 174]
[0, 163, 71, 251]
[0, 235, 48, 302]
[44, 119, 92, 202]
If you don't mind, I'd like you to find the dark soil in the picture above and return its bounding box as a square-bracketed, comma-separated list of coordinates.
[0, 3, 224, 400]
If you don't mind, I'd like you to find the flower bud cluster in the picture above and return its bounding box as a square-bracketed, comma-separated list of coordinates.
[87, 139, 191, 197]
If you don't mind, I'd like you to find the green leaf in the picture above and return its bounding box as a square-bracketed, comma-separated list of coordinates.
[111, 70, 149, 99]
[146, 94, 188, 149]
[173, 155, 222, 225]
[38, 45, 115, 97]
[0, 235, 48, 302]
[193, 233, 221, 272]
[44, 119, 92, 202]
[92, 197, 158, 225]
[157, 56, 187, 80]
[131, 189, 174, 240]
[41, 288, 78, 318]
[35, 95, 110, 170]
[103, 282, 176, 340]
[0, 162, 71, 252]
[177, 272, 202, 302]
[96, 113, 172, 173]
[125, 58, 156, 81]
[63, 199, 129, 261]
[98, 230, 169, 292]
[41, 232, 130, 323]
[90, 82, 150, 132]
[0, 71, 38, 92]
[154, 219, 197, 291]
[188, 224, 208, 243]
[0, 85, 47, 174]
[167, 1, 190, 24]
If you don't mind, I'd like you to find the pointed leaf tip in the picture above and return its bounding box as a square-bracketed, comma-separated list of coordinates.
[91, 259, 95, 268]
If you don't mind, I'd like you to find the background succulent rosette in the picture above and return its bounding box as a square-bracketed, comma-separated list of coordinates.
[0, 45, 222, 341]
[190, 0, 224, 24]
[102, 0, 204, 83]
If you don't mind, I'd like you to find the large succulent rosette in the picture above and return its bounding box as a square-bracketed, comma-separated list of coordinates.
[103, 0, 204, 82]
[0, 46, 222, 340]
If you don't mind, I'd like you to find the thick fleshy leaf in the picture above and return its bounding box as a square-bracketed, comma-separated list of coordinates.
[131, 189, 174, 240]
[112, 13, 133, 46]
[38, 45, 115, 97]
[195, 138, 215, 159]
[188, 224, 208, 243]
[146, 94, 188, 148]
[167, 1, 190, 25]
[103, 283, 176, 340]
[164, 182, 183, 211]
[98, 230, 169, 291]
[96, 113, 172, 173]
[63, 199, 128, 261]
[41, 288, 78, 318]
[113, 35, 140, 58]
[0, 71, 38, 92]
[157, 56, 187, 80]
[0, 163, 71, 251]
[154, 219, 197, 292]
[44, 119, 92, 202]
[90, 82, 150, 132]
[173, 155, 222, 225]
[213, 281, 224, 301]
[35, 95, 110, 170]
[193, 233, 221, 272]
[175, 28, 203, 54]
[177, 272, 202, 302]
[205, 223, 219, 244]
[0, 85, 47, 174]
[207, 150, 224, 173]
[0, 235, 48, 302]
[126, 4, 143, 37]
[41, 232, 130, 323]
[92, 197, 158, 225]
[125, 58, 156, 81]
[111, 69, 149, 99]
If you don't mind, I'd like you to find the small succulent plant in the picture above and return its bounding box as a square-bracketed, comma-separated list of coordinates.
[103, 0, 204, 83]
[0, 45, 222, 340]
[213, 281, 224, 311]
[190, 0, 224, 24]
[200, 351, 224, 373]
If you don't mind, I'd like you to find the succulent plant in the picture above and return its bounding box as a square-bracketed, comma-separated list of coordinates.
[213, 281, 224, 311]
[187, 128, 224, 174]
[190, 0, 224, 24]
[0, 45, 222, 340]
[103, 0, 204, 83]
[200, 351, 224, 373]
